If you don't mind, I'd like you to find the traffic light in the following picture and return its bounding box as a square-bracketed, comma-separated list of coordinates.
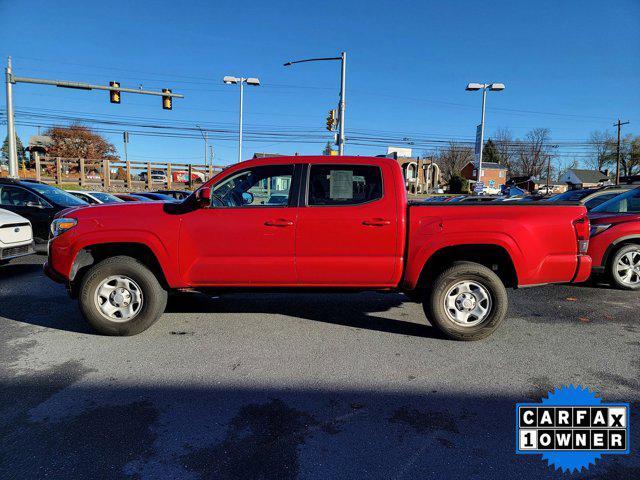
[109, 81, 121, 104]
[326, 109, 336, 131]
[162, 89, 172, 110]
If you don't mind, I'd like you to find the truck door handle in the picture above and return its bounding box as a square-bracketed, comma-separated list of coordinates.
[265, 219, 294, 227]
[362, 218, 391, 226]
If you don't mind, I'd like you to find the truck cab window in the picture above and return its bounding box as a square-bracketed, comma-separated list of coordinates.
[308, 165, 382, 206]
[211, 165, 294, 207]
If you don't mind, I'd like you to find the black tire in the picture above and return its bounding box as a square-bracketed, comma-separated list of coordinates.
[608, 244, 640, 291]
[79, 256, 168, 335]
[424, 261, 508, 341]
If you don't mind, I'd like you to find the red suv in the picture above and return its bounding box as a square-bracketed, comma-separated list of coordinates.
[588, 187, 640, 290]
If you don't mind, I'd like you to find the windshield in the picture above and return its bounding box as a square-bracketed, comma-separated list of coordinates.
[546, 189, 593, 202]
[591, 188, 640, 213]
[91, 192, 124, 203]
[28, 183, 88, 207]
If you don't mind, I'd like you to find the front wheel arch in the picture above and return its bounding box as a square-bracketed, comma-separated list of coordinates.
[69, 242, 169, 297]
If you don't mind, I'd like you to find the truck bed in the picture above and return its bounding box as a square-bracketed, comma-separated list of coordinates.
[403, 202, 590, 288]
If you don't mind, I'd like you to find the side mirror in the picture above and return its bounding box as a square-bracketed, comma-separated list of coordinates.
[242, 192, 254, 205]
[195, 188, 212, 207]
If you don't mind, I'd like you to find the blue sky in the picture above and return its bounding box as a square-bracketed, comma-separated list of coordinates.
[1, 0, 638, 166]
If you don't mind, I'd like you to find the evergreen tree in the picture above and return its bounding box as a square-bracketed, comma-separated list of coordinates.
[482, 139, 501, 164]
[1, 134, 27, 166]
[449, 174, 470, 194]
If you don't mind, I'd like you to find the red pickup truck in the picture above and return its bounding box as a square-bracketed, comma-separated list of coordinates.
[45, 156, 592, 340]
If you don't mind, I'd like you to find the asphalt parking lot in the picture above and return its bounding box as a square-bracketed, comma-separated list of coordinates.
[1, 255, 638, 479]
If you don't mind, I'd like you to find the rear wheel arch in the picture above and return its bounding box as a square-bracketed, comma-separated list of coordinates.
[414, 244, 518, 292]
[69, 242, 169, 297]
[602, 236, 640, 267]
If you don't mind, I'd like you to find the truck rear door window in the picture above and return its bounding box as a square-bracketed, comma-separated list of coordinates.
[308, 165, 382, 206]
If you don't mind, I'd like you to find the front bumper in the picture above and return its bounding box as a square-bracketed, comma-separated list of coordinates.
[43, 261, 67, 284]
[0, 241, 35, 261]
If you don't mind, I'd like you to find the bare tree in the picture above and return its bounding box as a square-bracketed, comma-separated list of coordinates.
[619, 134, 640, 177]
[493, 127, 515, 172]
[587, 130, 615, 172]
[435, 141, 473, 181]
[512, 128, 553, 178]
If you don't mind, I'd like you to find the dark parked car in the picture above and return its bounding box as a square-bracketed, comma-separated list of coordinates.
[113, 194, 153, 202]
[546, 186, 633, 210]
[154, 190, 192, 200]
[0, 178, 88, 251]
[134, 192, 177, 201]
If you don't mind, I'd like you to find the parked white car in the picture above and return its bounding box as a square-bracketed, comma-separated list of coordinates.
[68, 191, 124, 205]
[139, 170, 167, 183]
[0, 208, 34, 264]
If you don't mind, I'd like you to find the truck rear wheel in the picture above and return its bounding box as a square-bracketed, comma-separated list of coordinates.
[78, 256, 167, 336]
[424, 261, 507, 341]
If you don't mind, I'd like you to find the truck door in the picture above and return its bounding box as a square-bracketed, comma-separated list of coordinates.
[295, 163, 399, 286]
[180, 164, 299, 286]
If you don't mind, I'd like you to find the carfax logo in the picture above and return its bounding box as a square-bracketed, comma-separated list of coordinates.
[516, 385, 630, 473]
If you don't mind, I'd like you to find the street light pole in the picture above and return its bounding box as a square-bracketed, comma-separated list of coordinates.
[284, 52, 347, 155]
[478, 87, 487, 188]
[238, 80, 244, 163]
[5, 57, 18, 178]
[223, 76, 260, 163]
[466, 82, 505, 194]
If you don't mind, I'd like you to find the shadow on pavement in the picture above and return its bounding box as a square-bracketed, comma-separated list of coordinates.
[1, 256, 439, 337]
[166, 291, 442, 339]
[0, 369, 638, 480]
[0, 261, 43, 280]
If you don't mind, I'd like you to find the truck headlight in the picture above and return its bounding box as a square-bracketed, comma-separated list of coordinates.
[590, 224, 611, 237]
[51, 218, 77, 238]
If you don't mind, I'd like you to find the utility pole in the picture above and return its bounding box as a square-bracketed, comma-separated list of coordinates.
[196, 125, 208, 167]
[5, 57, 18, 178]
[546, 145, 559, 192]
[209, 145, 214, 167]
[123, 131, 129, 163]
[338, 51, 346, 156]
[4, 56, 184, 179]
[614, 119, 630, 185]
[546, 154, 551, 192]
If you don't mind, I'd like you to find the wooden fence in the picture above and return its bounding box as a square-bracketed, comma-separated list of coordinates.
[7, 155, 226, 191]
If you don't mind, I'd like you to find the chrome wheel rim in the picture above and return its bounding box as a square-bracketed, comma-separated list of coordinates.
[615, 249, 640, 286]
[94, 275, 143, 322]
[444, 280, 492, 327]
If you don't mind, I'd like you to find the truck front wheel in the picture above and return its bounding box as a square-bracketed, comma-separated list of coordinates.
[424, 261, 508, 341]
[78, 256, 168, 335]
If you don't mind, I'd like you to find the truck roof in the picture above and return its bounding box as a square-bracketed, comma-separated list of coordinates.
[233, 155, 399, 168]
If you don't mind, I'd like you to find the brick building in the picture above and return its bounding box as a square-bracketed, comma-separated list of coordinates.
[460, 161, 507, 194]
[380, 147, 441, 194]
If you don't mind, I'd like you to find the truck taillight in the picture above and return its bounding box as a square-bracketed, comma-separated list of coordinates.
[573, 216, 590, 254]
